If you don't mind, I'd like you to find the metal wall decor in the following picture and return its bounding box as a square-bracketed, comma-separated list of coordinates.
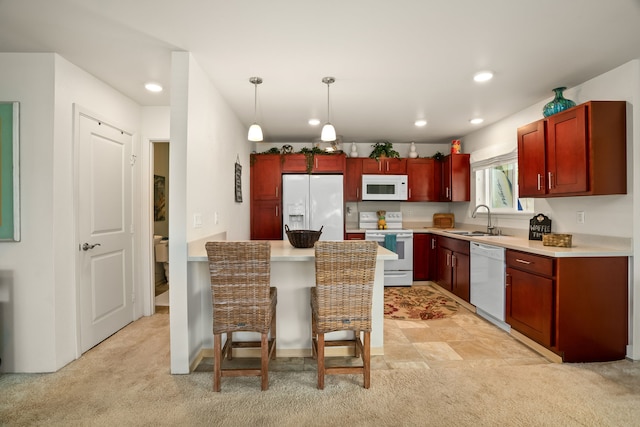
[0, 101, 20, 241]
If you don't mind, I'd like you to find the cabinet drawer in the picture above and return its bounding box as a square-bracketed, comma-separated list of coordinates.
[438, 235, 469, 255]
[346, 233, 365, 240]
[506, 250, 554, 277]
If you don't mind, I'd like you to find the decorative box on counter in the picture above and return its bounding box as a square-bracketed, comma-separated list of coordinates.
[542, 233, 572, 248]
[433, 213, 455, 228]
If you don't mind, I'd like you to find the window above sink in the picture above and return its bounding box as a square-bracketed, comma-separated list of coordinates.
[471, 147, 533, 216]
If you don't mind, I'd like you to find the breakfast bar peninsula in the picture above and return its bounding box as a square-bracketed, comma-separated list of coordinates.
[187, 239, 397, 361]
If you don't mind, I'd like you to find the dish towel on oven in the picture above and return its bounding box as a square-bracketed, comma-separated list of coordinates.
[384, 234, 397, 253]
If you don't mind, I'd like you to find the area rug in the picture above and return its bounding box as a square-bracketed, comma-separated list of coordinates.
[384, 285, 459, 320]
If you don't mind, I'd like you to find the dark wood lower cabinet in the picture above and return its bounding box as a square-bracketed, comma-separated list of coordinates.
[345, 232, 365, 240]
[250, 200, 281, 240]
[554, 256, 628, 362]
[435, 236, 470, 302]
[506, 266, 554, 347]
[413, 233, 429, 280]
[506, 249, 628, 362]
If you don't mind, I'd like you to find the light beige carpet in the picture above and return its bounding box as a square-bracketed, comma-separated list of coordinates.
[1, 313, 639, 426]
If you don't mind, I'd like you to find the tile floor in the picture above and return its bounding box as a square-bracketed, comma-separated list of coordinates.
[195, 283, 550, 373]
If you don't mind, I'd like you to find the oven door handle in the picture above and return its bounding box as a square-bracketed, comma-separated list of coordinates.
[366, 233, 412, 239]
[366, 233, 385, 239]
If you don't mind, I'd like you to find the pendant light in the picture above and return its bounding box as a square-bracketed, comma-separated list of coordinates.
[321, 77, 337, 142]
[248, 77, 263, 142]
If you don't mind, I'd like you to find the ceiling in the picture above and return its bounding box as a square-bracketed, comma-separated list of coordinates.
[1, 0, 640, 145]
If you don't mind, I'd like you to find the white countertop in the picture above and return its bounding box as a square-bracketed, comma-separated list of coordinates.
[415, 227, 632, 258]
[188, 239, 399, 262]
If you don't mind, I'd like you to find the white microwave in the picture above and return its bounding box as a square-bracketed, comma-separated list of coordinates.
[361, 174, 408, 201]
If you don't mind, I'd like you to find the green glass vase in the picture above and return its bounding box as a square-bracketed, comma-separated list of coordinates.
[542, 87, 576, 117]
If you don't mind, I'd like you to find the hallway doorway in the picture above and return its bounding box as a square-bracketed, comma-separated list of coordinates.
[151, 141, 169, 312]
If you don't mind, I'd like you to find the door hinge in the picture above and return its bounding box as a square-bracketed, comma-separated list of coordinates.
[130, 154, 137, 166]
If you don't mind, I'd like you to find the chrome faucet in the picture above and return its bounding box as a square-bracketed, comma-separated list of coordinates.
[472, 204, 495, 235]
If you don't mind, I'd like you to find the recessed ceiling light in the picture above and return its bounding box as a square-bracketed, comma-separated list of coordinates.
[470, 118, 484, 125]
[473, 71, 494, 83]
[414, 119, 427, 127]
[308, 118, 321, 126]
[145, 82, 163, 92]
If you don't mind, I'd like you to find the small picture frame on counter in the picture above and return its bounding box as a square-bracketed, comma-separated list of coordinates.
[529, 214, 551, 240]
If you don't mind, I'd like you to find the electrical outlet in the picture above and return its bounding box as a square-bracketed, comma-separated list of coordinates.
[214, 212, 219, 224]
[577, 211, 585, 224]
[193, 213, 202, 228]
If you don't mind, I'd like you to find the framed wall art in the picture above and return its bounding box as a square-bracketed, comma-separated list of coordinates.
[0, 102, 20, 241]
[234, 159, 242, 203]
[154, 174, 166, 221]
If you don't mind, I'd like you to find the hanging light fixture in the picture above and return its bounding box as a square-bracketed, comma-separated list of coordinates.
[248, 77, 263, 142]
[321, 76, 337, 142]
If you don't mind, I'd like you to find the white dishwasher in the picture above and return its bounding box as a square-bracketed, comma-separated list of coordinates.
[470, 242, 510, 332]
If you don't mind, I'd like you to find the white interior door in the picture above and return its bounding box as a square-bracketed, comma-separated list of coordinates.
[77, 113, 134, 353]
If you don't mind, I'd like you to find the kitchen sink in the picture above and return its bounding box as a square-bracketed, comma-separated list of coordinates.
[444, 230, 493, 236]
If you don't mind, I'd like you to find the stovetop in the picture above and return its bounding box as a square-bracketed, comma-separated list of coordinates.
[359, 211, 407, 231]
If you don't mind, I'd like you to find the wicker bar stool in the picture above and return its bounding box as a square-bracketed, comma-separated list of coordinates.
[205, 241, 277, 391]
[310, 240, 378, 389]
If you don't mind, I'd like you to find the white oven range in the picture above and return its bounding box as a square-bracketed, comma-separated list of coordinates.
[359, 212, 413, 287]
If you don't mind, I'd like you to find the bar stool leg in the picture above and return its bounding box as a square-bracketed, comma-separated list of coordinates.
[317, 333, 325, 390]
[363, 331, 371, 389]
[213, 333, 222, 392]
[261, 332, 269, 391]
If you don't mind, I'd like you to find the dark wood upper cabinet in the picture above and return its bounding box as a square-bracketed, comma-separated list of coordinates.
[407, 158, 438, 202]
[345, 158, 363, 201]
[518, 101, 626, 198]
[250, 154, 282, 240]
[362, 158, 407, 174]
[440, 154, 470, 202]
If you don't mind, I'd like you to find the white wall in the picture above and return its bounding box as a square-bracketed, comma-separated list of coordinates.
[457, 59, 640, 360]
[457, 60, 638, 239]
[0, 53, 56, 372]
[0, 53, 143, 372]
[140, 106, 171, 316]
[169, 52, 252, 373]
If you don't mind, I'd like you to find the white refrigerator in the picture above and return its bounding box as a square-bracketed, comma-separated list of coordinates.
[282, 174, 344, 241]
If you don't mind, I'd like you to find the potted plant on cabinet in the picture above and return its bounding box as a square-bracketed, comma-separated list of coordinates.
[369, 141, 399, 161]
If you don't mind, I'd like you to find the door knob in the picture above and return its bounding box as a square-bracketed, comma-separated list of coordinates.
[81, 242, 101, 251]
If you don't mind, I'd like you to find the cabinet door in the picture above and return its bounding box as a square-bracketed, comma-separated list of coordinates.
[281, 154, 308, 173]
[413, 233, 429, 280]
[362, 158, 383, 174]
[452, 251, 470, 302]
[313, 153, 346, 172]
[251, 154, 281, 200]
[547, 105, 588, 194]
[449, 154, 470, 201]
[385, 158, 407, 174]
[440, 156, 452, 201]
[505, 267, 554, 347]
[361, 158, 407, 174]
[345, 158, 363, 201]
[427, 235, 438, 281]
[439, 155, 469, 201]
[407, 158, 437, 201]
[517, 120, 547, 197]
[436, 246, 453, 292]
[250, 200, 282, 240]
